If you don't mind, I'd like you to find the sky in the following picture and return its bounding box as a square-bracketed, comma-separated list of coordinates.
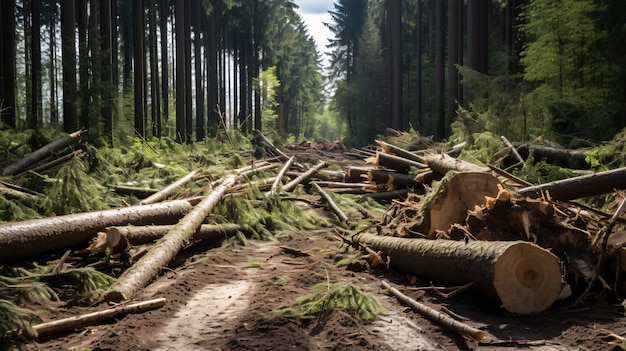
[293, 0, 335, 67]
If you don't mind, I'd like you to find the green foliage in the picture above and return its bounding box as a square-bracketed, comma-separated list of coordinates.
[512, 150, 575, 185]
[0, 195, 40, 223]
[0, 299, 41, 350]
[273, 283, 386, 322]
[253, 66, 281, 131]
[40, 157, 108, 215]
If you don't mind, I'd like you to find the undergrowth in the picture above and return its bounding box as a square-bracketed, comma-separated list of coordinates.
[273, 283, 386, 322]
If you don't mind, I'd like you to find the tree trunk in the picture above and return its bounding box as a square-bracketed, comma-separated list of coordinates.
[106, 223, 241, 246]
[355, 233, 563, 314]
[100, 0, 113, 144]
[175, 0, 186, 143]
[194, 0, 205, 141]
[0, 199, 197, 263]
[388, 0, 402, 131]
[517, 167, 626, 201]
[434, 0, 445, 139]
[2, 128, 87, 176]
[366, 152, 426, 173]
[283, 161, 328, 192]
[30, 0, 41, 129]
[60, 0, 77, 132]
[0, 0, 17, 128]
[34, 298, 166, 338]
[149, 0, 161, 138]
[103, 175, 238, 302]
[447, 0, 460, 130]
[133, 0, 145, 138]
[422, 151, 490, 175]
[139, 169, 200, 205]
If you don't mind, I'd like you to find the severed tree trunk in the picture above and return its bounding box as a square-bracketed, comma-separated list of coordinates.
[2, 129, 87, 176]
[376, 140, 425, 164]
[422, 151, 489, 175]
[355, 233, 563, 314]
[0, 199, 197, 263]
[517, 167, 626, 201]
[103, 175, 238, 302]
[139, 169, 200, 205]
[366, 152, 427, 173]
[106, 223, 241, 246]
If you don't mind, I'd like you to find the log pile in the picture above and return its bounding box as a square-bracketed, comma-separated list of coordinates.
[3, 128, 626, 344]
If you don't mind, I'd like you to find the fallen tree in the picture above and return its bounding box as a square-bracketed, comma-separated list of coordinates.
[354, 233, 564, 314]
[103, 175, 238, 302]
[105, 223, 242, 246]
[517, 166, 626, 200]
[0, 199, 199, 263]
[139, 169, 200, 205]
[2, 128, 88, 176]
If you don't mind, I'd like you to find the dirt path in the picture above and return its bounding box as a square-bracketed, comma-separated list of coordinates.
[28, 227, 626, 351]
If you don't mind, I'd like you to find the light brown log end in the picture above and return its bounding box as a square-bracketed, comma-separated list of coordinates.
[493, 242, 563, 314]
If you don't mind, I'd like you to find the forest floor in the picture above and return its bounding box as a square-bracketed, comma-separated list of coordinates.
[7, 137, 625, 351]
[25, 206, 626, 351]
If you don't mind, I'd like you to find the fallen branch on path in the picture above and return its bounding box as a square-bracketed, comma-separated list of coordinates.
[381, 280, 486, 341]
[33, 297, 166, 338]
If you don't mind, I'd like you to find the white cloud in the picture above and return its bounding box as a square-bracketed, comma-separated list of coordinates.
[294, 0, 335, 15]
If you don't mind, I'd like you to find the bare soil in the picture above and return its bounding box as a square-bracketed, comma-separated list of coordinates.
[25, 219, 626, 351]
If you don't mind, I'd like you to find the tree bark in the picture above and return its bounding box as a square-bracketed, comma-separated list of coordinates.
[355, 233, 563, 314]
[381, 280, 485, 341]
[422, 151, 490, 175]
[106, 223, 241, 246]
[514, 143, 589, 170]
[103, 175, 238, 302]
[0, 199, 197, 263]
[376, 140, 425, 164]
[283, 161, 327, 192]
[517, 167, 626, 201]
[366, 152, 427, 173]
[139, 169, 200, 205]
[34, 297, 166, 338]
[2, 129, 87, 176]
[312, 182, 348, 223]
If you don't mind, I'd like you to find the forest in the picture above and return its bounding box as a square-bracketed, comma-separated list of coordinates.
[2, 0, 626, 350]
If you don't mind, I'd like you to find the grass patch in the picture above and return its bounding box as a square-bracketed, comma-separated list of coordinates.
[273, 283, 386, 322]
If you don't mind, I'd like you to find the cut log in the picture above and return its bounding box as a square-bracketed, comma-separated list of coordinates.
[282, 161, 328, 192]
[517, 167, 626, 201]
[381, 280, 485, 341]
[422, 151, 490, 175]
[0, 199, 197, 263]
[366, 169, 424, 191]
[354, 233, 563, 314]
[365, 152, 427, 173]
[376, 140, 425, 164]
[103, 175, 238, 302]
[106, 223, 242, 246]
[33, 297, 166, 338]
[514, 143, 589, 170]
[363, 189, 411, 202]
[2, 128, 87, 176]
[420, 172, 501, 238]
[139, 169, 200, 205]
